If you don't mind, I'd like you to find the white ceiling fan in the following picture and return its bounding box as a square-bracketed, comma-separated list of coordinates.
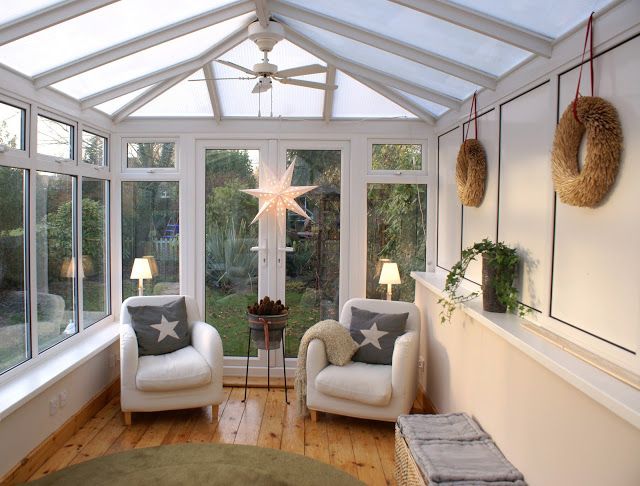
[192, 20, 338, 96]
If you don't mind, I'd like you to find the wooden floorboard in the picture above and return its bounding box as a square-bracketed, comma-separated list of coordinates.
[26, 387, 396, 485]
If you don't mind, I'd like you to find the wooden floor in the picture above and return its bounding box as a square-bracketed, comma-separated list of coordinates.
[28, 387, 397, 485]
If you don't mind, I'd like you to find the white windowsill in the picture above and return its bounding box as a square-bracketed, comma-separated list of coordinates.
[411, 270, 640, 430]
[0, 321, 120, 421]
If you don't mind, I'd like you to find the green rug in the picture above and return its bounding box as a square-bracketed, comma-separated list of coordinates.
[28, 443, 364, 485]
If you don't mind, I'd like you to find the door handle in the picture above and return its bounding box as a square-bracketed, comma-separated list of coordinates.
[278, 247, 294, 253]
[250, 246, 267, 252]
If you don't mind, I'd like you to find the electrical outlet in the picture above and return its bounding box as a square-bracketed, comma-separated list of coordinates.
[49, 398, 58, 416]
[58, 390, 68, 408]
[418, 357, 425, 370]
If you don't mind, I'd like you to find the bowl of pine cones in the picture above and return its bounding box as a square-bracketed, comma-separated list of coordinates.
[246, 296, 289, 350]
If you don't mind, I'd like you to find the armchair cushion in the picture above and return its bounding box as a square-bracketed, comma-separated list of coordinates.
[315, 361, 392, 406]
[128, 297, 190, 356]
[136, 345, 212, 392]
[349, 307, 408, 365]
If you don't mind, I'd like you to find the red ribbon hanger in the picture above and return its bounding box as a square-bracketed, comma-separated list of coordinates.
[463, 91, 478, 141]
[573, 12, 595, 121]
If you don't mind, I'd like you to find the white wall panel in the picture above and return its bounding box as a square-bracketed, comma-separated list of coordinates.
[437, 127, 462, 270]
[461, 109, 499, 283]
[498, 83, 555, 311]
[552, 36, 640, 352]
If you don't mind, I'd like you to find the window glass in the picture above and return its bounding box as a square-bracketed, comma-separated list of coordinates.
[82, 131, 107, 166]
[126, 142, 176, 169]
[36, 172, 77, 351]
[367, 183, 427, 301]
[372, 144, 423, 171]
[205, 149, 259, 357]
[0, 167, 29, 374]
[285, 149, 341, 357]
[37, 115, 73, 160]
[0, 102, 26, 150]
[82, 178, 109, 326]
[122, 181, 179, 298]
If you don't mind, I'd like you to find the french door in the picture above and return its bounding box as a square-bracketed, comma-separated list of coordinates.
[196, 140, 349, 374]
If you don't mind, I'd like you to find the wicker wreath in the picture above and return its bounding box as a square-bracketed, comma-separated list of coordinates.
[456, 139, 487, 207]
[551, 96, 622, 207]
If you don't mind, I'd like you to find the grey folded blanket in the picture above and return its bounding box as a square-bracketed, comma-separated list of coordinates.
[397, 413, 489, 441]
[295, 319, 359, 416]
[408, 439, 526, 485]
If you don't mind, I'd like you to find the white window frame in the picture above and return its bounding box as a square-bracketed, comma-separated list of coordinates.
[79, 124, 110, 173]
[121, 137, 179, 174]
[368, 138, 428, 176]
[0, 93, 29, 157]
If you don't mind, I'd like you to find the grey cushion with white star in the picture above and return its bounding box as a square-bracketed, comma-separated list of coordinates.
[127, 297, 190, 356]
[349, 306, 408, 365]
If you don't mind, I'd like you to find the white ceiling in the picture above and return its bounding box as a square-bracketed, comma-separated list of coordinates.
[0, 0, 611, 123]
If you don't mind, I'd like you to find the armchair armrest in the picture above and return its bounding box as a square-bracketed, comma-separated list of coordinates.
[306, 339, 329, 383]
[191, 321, 224, 381]
[391, 331, 419, 392]
[120, 324, 139, 390]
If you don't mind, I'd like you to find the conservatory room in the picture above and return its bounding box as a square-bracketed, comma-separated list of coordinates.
[0, 0, 639, 485]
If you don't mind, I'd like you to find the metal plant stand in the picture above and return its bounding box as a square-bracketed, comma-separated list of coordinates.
[242, 322, 289, 405]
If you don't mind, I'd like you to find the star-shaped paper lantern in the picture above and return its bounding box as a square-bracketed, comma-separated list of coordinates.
[241, 160, 317, 225]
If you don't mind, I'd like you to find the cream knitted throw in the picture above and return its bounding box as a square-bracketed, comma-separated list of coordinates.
[295, 319, 358, 416]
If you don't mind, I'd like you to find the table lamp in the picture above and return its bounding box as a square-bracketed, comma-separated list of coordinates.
[379, 262, 401, 301]
[130, 258, 153, 296]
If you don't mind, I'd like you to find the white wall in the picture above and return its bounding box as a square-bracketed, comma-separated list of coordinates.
[416, 283, 640, 486]
[434, 4, 640, 372]
[0, 342, 119, 478]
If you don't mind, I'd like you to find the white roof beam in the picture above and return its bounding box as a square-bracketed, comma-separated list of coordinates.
[80, 25, 249, 109]
[388, 0, 552, 57]
[0, 0, 118, 46]
[112, 73, 192, 123]
[348, 74, 437, 124]
[203, 63, 222, 121]
[282, 23, 462, 110]
[33, 0, 254, 88]
[322, 66, 336, 122]
[255, 0, 270, 28]
[271, 0, 496, 89]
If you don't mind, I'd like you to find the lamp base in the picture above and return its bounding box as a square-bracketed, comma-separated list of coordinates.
[138, 279, 144, 296]
[386, 283, 392, 301]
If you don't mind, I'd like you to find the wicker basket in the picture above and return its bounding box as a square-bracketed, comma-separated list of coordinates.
[394, 426, 428, 486]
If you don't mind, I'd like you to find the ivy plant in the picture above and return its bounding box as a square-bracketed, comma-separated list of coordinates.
[438, 238, 529, 324]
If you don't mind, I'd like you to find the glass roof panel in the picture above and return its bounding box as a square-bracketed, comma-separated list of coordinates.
[131, 70, 213, 117]
[0, 0, 241, 76]
[448, 0, 613, 38]
[332, 71, 416, 119]
[281, 18, 478, 101]
[214, 41, 325, 118]
[0, 0, 65, 25]
[52, 15, 251, 100]
[282, 0, 529, 76]
[389, 88, 449, 117]
[94, 86, 155, 116]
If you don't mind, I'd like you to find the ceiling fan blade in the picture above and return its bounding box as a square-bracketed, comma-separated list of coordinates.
[252, 80, 272, 93]
[274, 64, 327, 78]
[189, 76, 257, 81]
[215, 59, 256, 76]
[278, 78, 337, 90]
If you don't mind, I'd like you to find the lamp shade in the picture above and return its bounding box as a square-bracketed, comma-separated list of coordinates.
[143, 255, 159, 277]
[130, 258, 152, 280]
[379, 262, 401, 285]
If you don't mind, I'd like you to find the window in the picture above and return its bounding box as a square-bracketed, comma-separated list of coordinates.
[366, 183, 427, 301]
[37, 115, 74, 160]
[204, 149, 259, 357]
[0, 101, 26, 150]
[81, 131, 107, 166]
[82, 178, 109, 326]
[36, 172, 77, 352]
[371, 143, 423, 172]
[122, 181, 179, 298]
[0, 166, 29, 374]
[126, 142, 176, 169]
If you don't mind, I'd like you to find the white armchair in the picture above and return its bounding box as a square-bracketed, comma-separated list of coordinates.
[120, 295, 224, 425]
[306, 298, 420, 422]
